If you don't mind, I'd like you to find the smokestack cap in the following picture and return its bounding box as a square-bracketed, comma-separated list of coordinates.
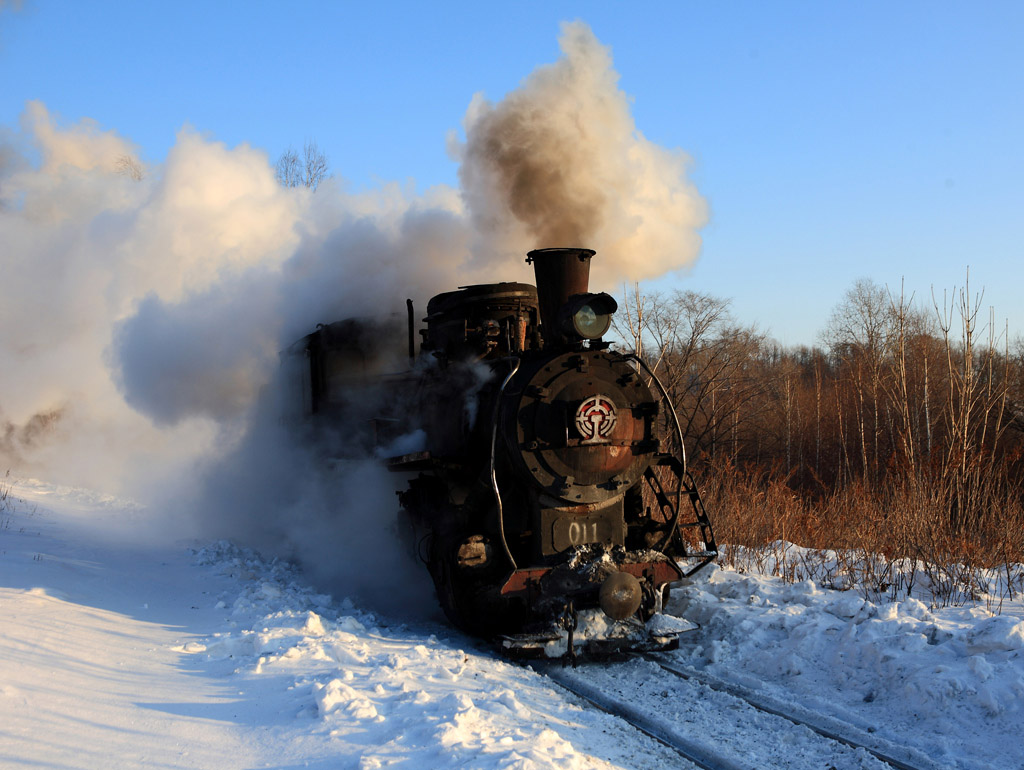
[525, 247, 595, 265]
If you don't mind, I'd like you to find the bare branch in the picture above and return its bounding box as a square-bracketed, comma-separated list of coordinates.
[114, 154, 144, 181]
[275, 148, 302, 188]
[276, 141, 331, 191]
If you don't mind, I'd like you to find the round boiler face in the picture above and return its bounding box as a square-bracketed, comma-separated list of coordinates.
[514, 352, 656, 504]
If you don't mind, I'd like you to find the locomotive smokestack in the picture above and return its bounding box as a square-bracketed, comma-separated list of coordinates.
[526, 247, 595, 344]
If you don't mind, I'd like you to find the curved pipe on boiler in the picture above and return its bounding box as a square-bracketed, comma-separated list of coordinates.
[490, 357, 521, 572]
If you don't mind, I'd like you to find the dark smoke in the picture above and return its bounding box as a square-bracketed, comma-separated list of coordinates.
[457, 21, 707, 288]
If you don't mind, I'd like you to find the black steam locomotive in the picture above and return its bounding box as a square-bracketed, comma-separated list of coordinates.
[289, 248, 717, 656]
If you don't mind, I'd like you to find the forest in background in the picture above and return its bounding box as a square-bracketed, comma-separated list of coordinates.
[615, 274, 1024, 609]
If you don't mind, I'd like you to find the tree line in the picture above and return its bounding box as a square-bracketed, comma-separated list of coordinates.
[616, 275, 1024, 604]
[271, 136, 1021, 598]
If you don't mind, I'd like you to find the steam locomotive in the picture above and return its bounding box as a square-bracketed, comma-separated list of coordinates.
[288, 248, 717, 657]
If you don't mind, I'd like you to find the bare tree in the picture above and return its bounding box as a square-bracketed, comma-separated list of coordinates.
[823, 278, 893, 485]
[616, 287, 770, 463]
[275, 140, 331, 191]
[931, 272, 1012, 527]
[275, 148, 301, 188]
[615, 283, 647, 361]
[115, 154, 144, 181]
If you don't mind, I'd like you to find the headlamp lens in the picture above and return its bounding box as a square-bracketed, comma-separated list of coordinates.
[573, 303, 611, 338]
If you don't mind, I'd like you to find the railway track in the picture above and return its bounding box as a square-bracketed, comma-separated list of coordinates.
[532, 655, 949, 770]
[533, 662, 744, 770]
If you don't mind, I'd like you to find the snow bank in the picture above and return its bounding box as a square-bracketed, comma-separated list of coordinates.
[672, 562, 1024, 768]
[4, 481, 1022, 770]
[180, 541, 682, 770]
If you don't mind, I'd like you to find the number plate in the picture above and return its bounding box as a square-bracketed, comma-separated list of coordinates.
[551, 515, 620, 552]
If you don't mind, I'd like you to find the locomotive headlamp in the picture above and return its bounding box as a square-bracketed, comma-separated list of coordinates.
[599, 570, 643, 620]
[562, 292, 618, 340]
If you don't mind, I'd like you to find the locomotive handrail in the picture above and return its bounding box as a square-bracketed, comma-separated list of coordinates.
[625, 354, 687, 475]
[490, 356, 521, 572]
[626, 353, 687, 552]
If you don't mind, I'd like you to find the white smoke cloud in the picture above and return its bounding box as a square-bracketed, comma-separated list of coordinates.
[0, 23, 706, 612]
[457, 20, 707, 290]
[21, 100, 139, 176]
[0, 103, 307, 491]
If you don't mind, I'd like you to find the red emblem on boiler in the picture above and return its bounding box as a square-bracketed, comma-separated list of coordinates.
[575, 394, 617, 444]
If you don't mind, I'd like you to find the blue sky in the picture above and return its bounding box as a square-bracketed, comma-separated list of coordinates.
[2, 0, 1022, 347]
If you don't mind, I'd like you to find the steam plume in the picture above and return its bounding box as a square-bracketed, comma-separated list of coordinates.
[458, 21, 707, 288]
[0, 23, 706, 612]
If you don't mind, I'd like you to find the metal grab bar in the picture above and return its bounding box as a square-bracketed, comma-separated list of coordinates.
[490, 357, 521, 571]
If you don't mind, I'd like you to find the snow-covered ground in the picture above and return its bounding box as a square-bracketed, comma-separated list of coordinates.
[2, 479, 1022, 769]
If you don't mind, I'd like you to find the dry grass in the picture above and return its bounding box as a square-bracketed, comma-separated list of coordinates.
[696, 458, 1024, 610]
[0, 473, 11, 535]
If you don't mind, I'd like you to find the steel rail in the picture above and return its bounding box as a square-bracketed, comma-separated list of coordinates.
[533, 656, 940, 770]
[644, 656, 941, 770]
[533, 661, 745, 770]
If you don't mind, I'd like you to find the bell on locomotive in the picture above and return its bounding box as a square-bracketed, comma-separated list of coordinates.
[390, 247, 718, 659]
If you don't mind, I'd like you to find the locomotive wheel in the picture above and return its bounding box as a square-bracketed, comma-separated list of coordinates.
[426, 530, 525, 637]
[426, 533, 469, 630]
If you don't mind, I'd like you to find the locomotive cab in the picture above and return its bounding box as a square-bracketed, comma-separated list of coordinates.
[282, 316, 414, 455]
